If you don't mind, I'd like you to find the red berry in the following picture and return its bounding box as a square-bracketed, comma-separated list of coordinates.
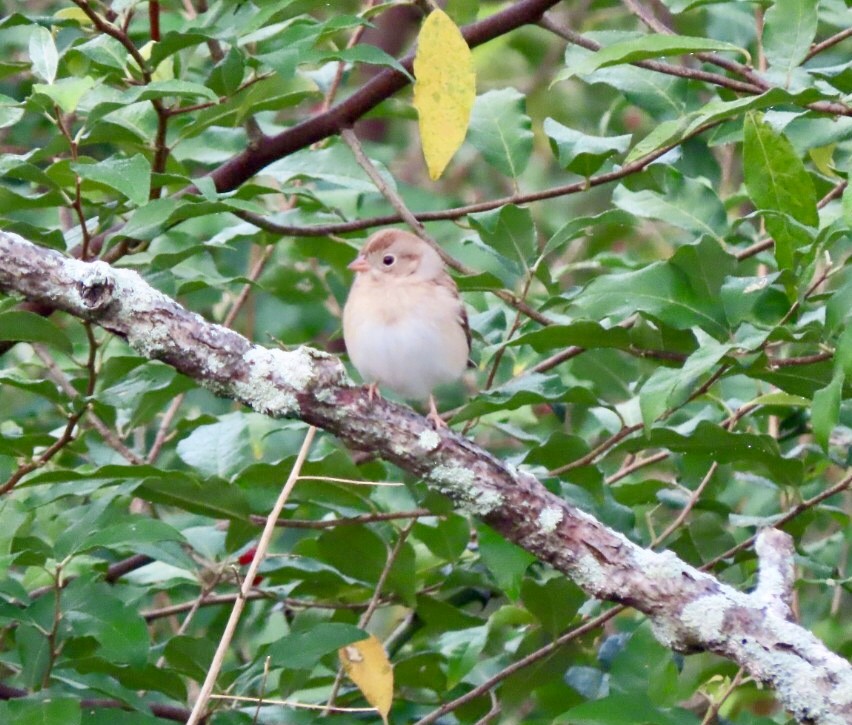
[238, 547, 257, 566]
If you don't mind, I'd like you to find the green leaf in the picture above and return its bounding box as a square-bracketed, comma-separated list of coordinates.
[752, 359, 835, 398]
[669, 236, 736, 300]
[62, 578, 150, 666]
[542, 209, 633, 256]
[125, 79, 219, 103]
[206, 46, 244, 97]
[28, 26, 57, 83]
[319, 44, 412, 80]
[834, 325, 852, 378]
[16, 625, 51, 689]
[558, 688, 694, 724]
[267, 143, 395, 192]
[743, 112, 818, 270]
[267, 623, 366, 670]
[613, 173, 727, 242]
[521, 576, 584, 635]
[0, 93, 24, 128]
[475, 523, 535, 600]
[543, 118, 631, 176]
[137, 473, 251, 520]
[176, 413, 253, 480]
[32, 77, 96, 114]
[68, 35, 128, 74]
[78, 517, 185, 552]
[415, 514, 470, 562]
[751, 392, 811, 408]
[639, 331, 732, 426]
[468, 204, 536, 268]
[720, 273, 789, 327]
[812, 371, 843, 451]
[763, 0, 819, 76]
[438, 625, 488, 687]
[73, 154, 152, 206]
[456, 373, 597, 422]
[556, 35, 747, 82]
[509, 321, 633, 352]
[571, 261, 728, 338]
[316, 525, 387, 584]
[0, 311, 72, 353]
[468, 88, 534, 178]
[622, 421, 803, 487]
[120, 198, 180, 239]
[2, 697, 81, 725]
[164, 635, 218, 681]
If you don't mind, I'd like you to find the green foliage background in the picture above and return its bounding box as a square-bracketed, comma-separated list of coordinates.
[0, 0, 850, 723]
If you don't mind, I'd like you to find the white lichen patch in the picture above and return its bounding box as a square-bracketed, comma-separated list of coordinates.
[572, 551, 610, 593]
[538, 505, 563, 533]
[107, 265, 174, 311]
[429, 464, 502, 515]
[738, 633, 837, 722]
[264, 346, 314, 390]
[829, 677, 852, 707]
[418, 428, 441, 451]
[78, 260, 111, 287]
[392, 441, 410, 458]
[128, 322, 173, 358]
[632, 548, 690, 582]
[649, 617, 680, 649]
[314, 387, 337, 405]
[234, 345, 316, 415]
[680, 594, 731, 641]
[431, 463, 475, 488]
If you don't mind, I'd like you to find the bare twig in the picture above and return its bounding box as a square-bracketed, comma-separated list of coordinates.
[186, 426, 317, 725]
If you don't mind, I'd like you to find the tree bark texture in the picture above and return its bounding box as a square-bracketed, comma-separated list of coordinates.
[0, 230, 850, 725]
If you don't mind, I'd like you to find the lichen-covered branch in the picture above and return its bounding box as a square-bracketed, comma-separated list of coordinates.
[0, 230, 849, 725]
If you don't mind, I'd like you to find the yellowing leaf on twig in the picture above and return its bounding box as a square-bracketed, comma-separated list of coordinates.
[339, 635, 393, 724]
[412, 9, 476, 180]
[54, 7, 94, 25]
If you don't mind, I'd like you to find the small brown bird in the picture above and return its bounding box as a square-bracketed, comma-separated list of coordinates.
[342, 229, 470, 428]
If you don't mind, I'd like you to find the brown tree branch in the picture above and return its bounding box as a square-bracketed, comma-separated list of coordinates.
[0, 683, 196, 724]
[207, 0, 563, 193]
[0, 230, 849, 725]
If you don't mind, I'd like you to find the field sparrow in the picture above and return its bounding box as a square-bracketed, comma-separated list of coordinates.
[343, 229, 470, 428]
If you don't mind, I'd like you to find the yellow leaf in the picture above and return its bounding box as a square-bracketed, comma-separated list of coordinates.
[339, 635, 393, 724]
[413, 9, 476, 180]
[137, 41, 175, 82]
[809, 145, 838, 178]
[54, 7, 94, 25]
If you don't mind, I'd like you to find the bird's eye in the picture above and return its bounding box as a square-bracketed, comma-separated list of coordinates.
[382, 255, 395, 266]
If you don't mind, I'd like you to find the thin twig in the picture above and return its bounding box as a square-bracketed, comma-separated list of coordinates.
[539, 16, 764, 94]
[735, 179, 847, 261]
[652, 462, 719, 547]
[620, 0, 766, 88]
[323, 519, 416, 714]
[701, 469, 852, 572]
[251, 508, 432, 529]
[186, 426, 317, 725]
[701, 668, 747, 724]
[805, 27, 852, 61]
[550, 423, 644, 476]
[413, 606, 623, 725]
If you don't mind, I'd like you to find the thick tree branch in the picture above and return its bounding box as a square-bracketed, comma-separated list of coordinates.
[0, 230, 850, 725]
[208, 0, 562, 192]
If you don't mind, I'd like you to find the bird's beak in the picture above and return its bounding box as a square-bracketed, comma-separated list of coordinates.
[348, 255, 370, 273]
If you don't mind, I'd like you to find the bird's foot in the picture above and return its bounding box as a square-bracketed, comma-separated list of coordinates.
[366, 382, 381, 403]
[426, 395, 447, 429]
